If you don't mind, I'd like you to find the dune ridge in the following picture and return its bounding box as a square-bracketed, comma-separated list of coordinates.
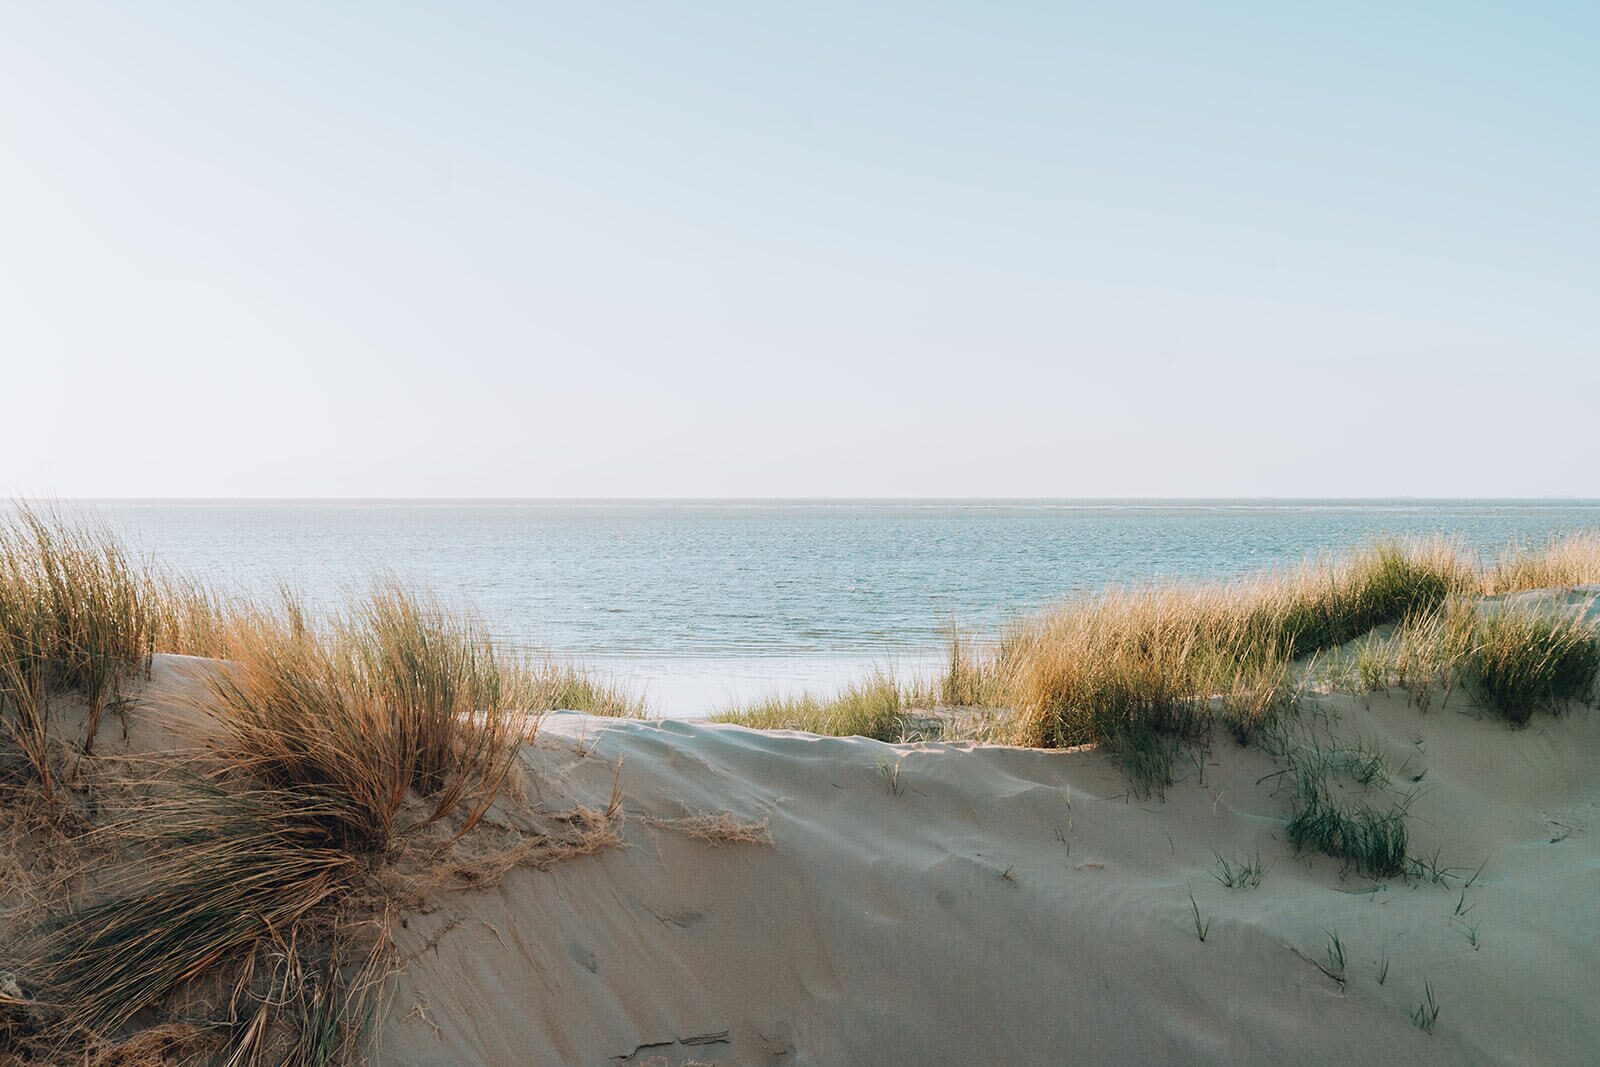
[383, 679, 1600, 1065]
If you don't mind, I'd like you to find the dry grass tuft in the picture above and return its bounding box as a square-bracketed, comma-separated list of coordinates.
[19, 784, 361, 1039]
[197, 585, 538, 851]
[389, 775, 625, 897]
[647, 811, 773, 848]
[148, 572, 241, 661]
[0, 505, 158, 799]
[730, 535, 1600, 793]
[1469, 604, 1599, 723]
[78, 1021, 224, 1066]
[1483, 530, 1600, 595]
[0, 507, 646, 1063]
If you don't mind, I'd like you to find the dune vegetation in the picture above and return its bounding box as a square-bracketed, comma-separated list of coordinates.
[0, 506, 639, 1062]
[712, 536, 1598, 888]
[708, 673, 931, 742]
[2, 506, 1598, 1061]
[719, 536, 1600, 793]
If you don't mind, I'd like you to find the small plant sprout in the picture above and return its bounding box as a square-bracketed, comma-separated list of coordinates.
[1320, 928, 1347, 984]
[1411, 980, 1441, 1034]
[1212, 849, 1264, 889]
[879, 758, 904, 797]
[1377, 950, 1390, 985]
[1000, 864, 1017, 883]
[1186, 884, 1211, 942]
[1406, 848, 1470, 887]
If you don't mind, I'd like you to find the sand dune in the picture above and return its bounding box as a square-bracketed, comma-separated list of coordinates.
[8, 643, 1594, 1065]
[381, 682, 1600, 1065]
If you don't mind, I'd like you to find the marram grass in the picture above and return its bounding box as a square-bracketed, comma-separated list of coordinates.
[0, 505, 157, 798]
[711, 673, 930, 742]
[4, 505, 1600, 1060]
[1341, 596, 1599, 724]
[0, 507, 637, 1060]
[733, 534, 1600, 794]
[27, 785, 361, 1038]
[199, 585, 536, 851]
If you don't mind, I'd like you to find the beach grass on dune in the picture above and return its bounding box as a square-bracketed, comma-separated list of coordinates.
[0, 506, 157, 801]
[27, 784, 363, 1039]
[0, 511, 592, 1057]
[1482, 530, 1600, 595]
[1468, 605, 1599, 723]
[987, 541, 1474, 790]
[1343, 595, 1599, 724]
[5, 504, 1600, 1057]
[199, 584, 535, 851]
[711, 674, 928, 742]
[743, 535, 1600, 793]
[527, 659, 648, 718]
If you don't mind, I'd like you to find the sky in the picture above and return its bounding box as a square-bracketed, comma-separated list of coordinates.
[1, 3, 1596, 498]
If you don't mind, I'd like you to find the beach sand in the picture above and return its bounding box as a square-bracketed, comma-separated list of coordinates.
[375, 678, 1598, 1064]
[12, 647, 1596, 1065]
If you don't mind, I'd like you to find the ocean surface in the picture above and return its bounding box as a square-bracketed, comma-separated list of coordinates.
[91, 499, 1600, 716]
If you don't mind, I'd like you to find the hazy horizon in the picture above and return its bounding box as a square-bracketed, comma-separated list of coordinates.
[5, 5, 1596, 499]
[55, 495, 1600, 504]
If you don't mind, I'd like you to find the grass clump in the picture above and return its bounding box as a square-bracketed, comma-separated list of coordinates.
[1343, 596, 1598, 725]
[0, 507, 629, 1061]
[1285, 785, 1409, 879]
[940, 623, 1004, 707]
[1484, 531, 1600, 594]
[148, 571, 241, 660]
[17, 780, 398, 1062]
[0, 506, 158, 802]
[25, 785, 362, 1039]
[1466, 605, 1598, 725]
[1411, 979, 1442, 1034]
[527, 659, 647, 718]
[201, 585, 536, 851]
[994, 541, 1469, 788]
[1212, 849, 1264, 889]
[712, 674, 921, 742]
[1276, 739, 1410, 879]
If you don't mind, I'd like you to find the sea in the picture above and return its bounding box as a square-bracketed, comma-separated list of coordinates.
[89, 499, 1600, 717]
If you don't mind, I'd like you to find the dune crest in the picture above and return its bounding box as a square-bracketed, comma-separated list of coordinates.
[384, 683, 1599, 1065]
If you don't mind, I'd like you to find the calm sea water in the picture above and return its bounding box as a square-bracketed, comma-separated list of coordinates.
[92, 499, 1600, 715]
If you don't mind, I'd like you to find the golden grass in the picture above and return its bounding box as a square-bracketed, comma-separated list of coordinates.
[199, 585, 537, 851]
[1347, 595, 1600, 724]
[1484, 530, 1600, 595]
[0, 507, 635, 1060]
[731, 534, 1600, 792]
[148, 571, 240, 661]
[24, 785, 361, 1038]
[395, 782, 626, 896]
[977, 537, 1600, 758]
[0, 506, 157, 797]
[524, 658, 648, 718]
[711, 673, 931, 742]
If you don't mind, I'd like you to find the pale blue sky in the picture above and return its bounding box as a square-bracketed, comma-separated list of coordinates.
[2, 3, 1595, 497]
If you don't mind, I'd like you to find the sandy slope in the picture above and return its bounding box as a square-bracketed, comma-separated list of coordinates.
[381, 685, 1600, 1065]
